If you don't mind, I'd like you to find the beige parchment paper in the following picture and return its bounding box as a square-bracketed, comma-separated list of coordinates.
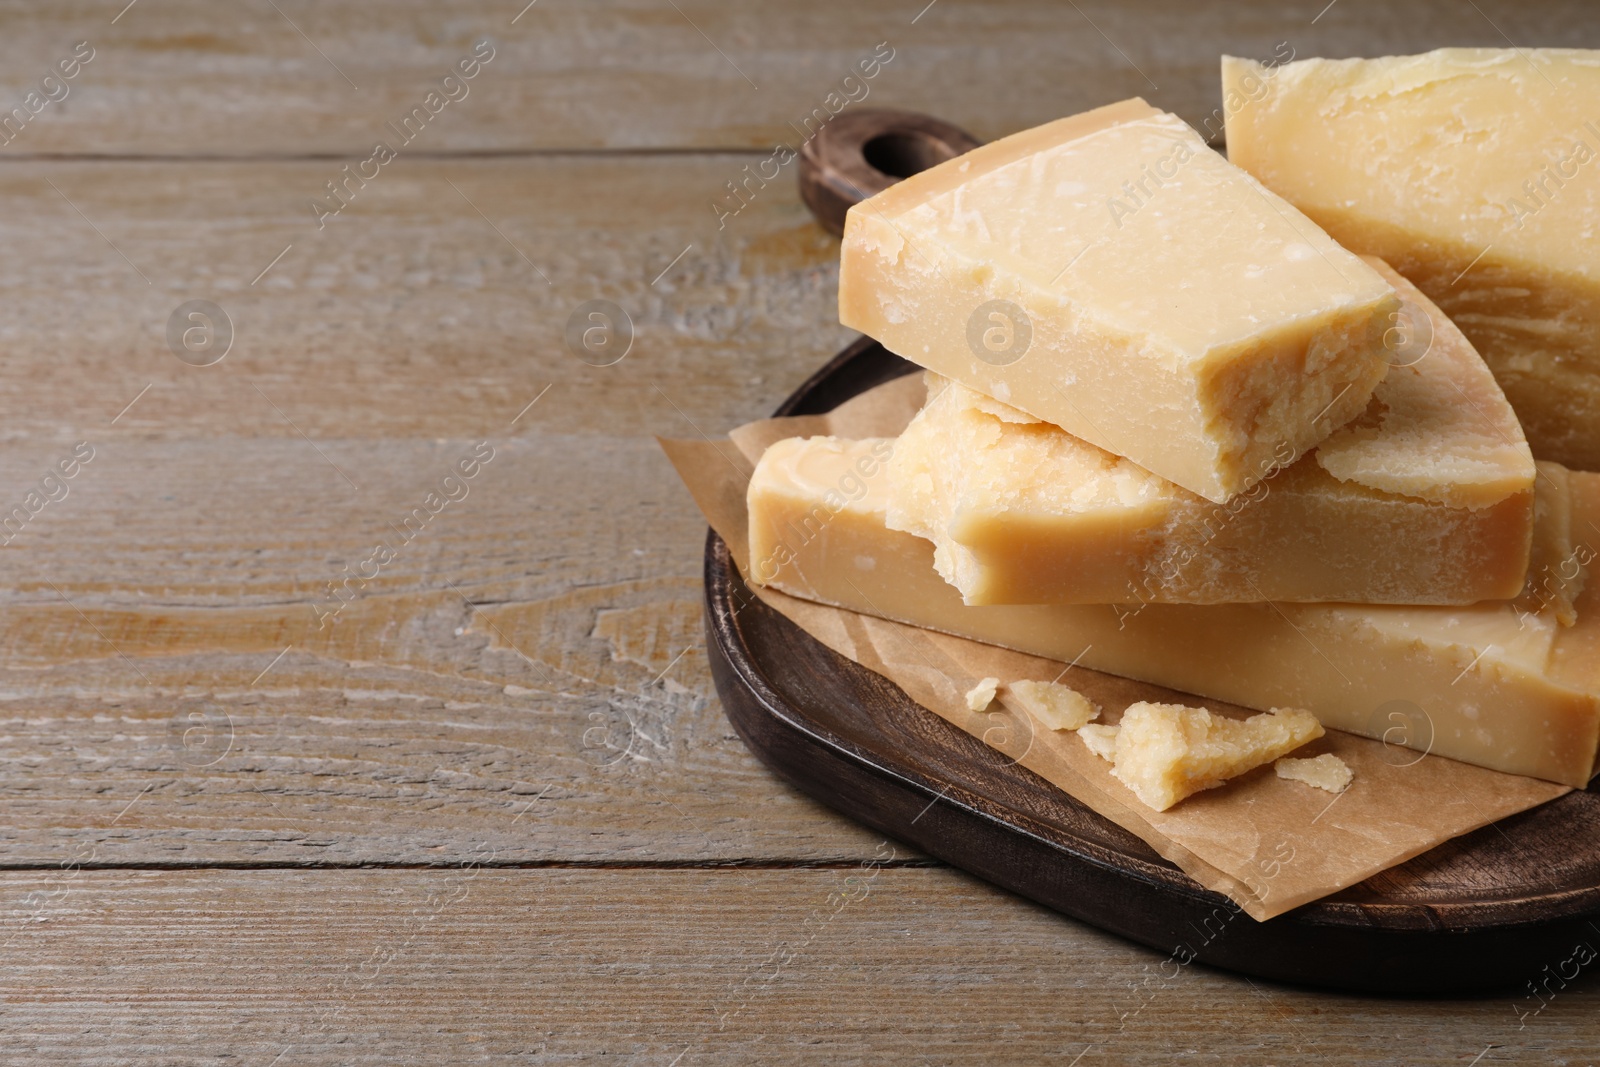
[661, 374, 1569, 920]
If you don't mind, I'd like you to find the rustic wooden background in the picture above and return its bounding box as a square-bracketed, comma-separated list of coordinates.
[1, 1, 1597, 1062]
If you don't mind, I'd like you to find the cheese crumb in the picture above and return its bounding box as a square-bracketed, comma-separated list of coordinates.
[1002, 679, 1100, 731]
[1078, 723, 1120, 761]
[964, 677, 1000, 711]
[1275, 753, 1354, 794]
[1081, 702, 1324, 811]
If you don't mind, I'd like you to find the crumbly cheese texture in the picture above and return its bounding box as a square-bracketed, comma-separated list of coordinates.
[1222, 49, 1600, 470]
[1275, 754, 1354, 793]
[1001, 680, 1100, 731]
[839, 97, 1399, 504]
[885, 260, 1535, 605]
[965, 677, 1000, 711]
[1078, 724, 1120, 762]
[1082, 703, 1323, 812]
[747, 435, 1600, 786]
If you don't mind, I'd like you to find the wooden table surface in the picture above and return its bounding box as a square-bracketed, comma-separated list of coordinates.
[3, 1, 1598, 1063]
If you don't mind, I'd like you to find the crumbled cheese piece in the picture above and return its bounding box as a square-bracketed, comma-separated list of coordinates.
[1107, 702, 1323, 812]
[1001, 679, 1100, 731]
[1275, 753, 1354, 794]
[964, 677, 1000, 711]
[1078, 724, 1120, 762]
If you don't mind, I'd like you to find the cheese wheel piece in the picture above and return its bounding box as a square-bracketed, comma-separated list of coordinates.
[884, 260, 1535, 605]
[1222, 48, 1600, 470]
[747, 436, 1600, 786]
[840, 98, 1399, 503]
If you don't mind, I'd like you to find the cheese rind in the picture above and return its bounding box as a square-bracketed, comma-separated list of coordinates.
[840, 98, 1399, 503]
[886, 260, 1534, 604]
[1221, 49, 1600, 470]
[1100, 703, 1324, 811]
[747, 436, 1600, 786]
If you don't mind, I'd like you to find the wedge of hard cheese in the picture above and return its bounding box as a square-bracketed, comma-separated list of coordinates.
[885, 260, 1536, 605]
[1222, 49, 1600, 470]
[748, 437, 1600, 786]
[839, 97, 1399, 503]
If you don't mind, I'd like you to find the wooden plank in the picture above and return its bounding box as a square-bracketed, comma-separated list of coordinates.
[0, 431, 926, 865]
[0, 155, 851, 445]
[0, 0, 1593, 156]
[0, 148, 919, 865]
[1, 866, 1595, 1063]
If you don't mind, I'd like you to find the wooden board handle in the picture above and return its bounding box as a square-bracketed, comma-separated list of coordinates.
[797, 108, 982, 236]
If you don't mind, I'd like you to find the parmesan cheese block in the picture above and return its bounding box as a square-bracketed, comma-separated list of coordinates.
[1221, 49, 1600, 470]
[1085, 703, 1324, 811]
[747, 436, 1600, 786]
[839, 97, 1400, 504]
[886, 261, 1536, 605]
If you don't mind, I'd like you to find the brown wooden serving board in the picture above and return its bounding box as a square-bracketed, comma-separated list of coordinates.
[705, 107, 1600, 994]
[705, 338, 1600, 995]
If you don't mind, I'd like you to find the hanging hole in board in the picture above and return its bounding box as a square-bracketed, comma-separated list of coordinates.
[861, 131, 958, 179]
[796, 108, 982, 236]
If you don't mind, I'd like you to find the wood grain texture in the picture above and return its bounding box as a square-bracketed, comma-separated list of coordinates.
[0, 0, 1593, 157]
[0, 155, 849, 445]
[2, 867, 1598, 1065]
[0, 0, 1597, 1056]
[0, 433, 921, 865]
[0, 135, 830, 851]
[0, 148, 906, 865]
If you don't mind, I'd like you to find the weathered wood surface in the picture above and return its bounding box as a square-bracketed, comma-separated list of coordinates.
[1, 0, 1599, 1058]
[0, 153, 888, 866]
[0, 0, 1593, 157]
[3, 867, 1597, 1065]
[0, 156, 850, 444]
[0, 432, 911, 865]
